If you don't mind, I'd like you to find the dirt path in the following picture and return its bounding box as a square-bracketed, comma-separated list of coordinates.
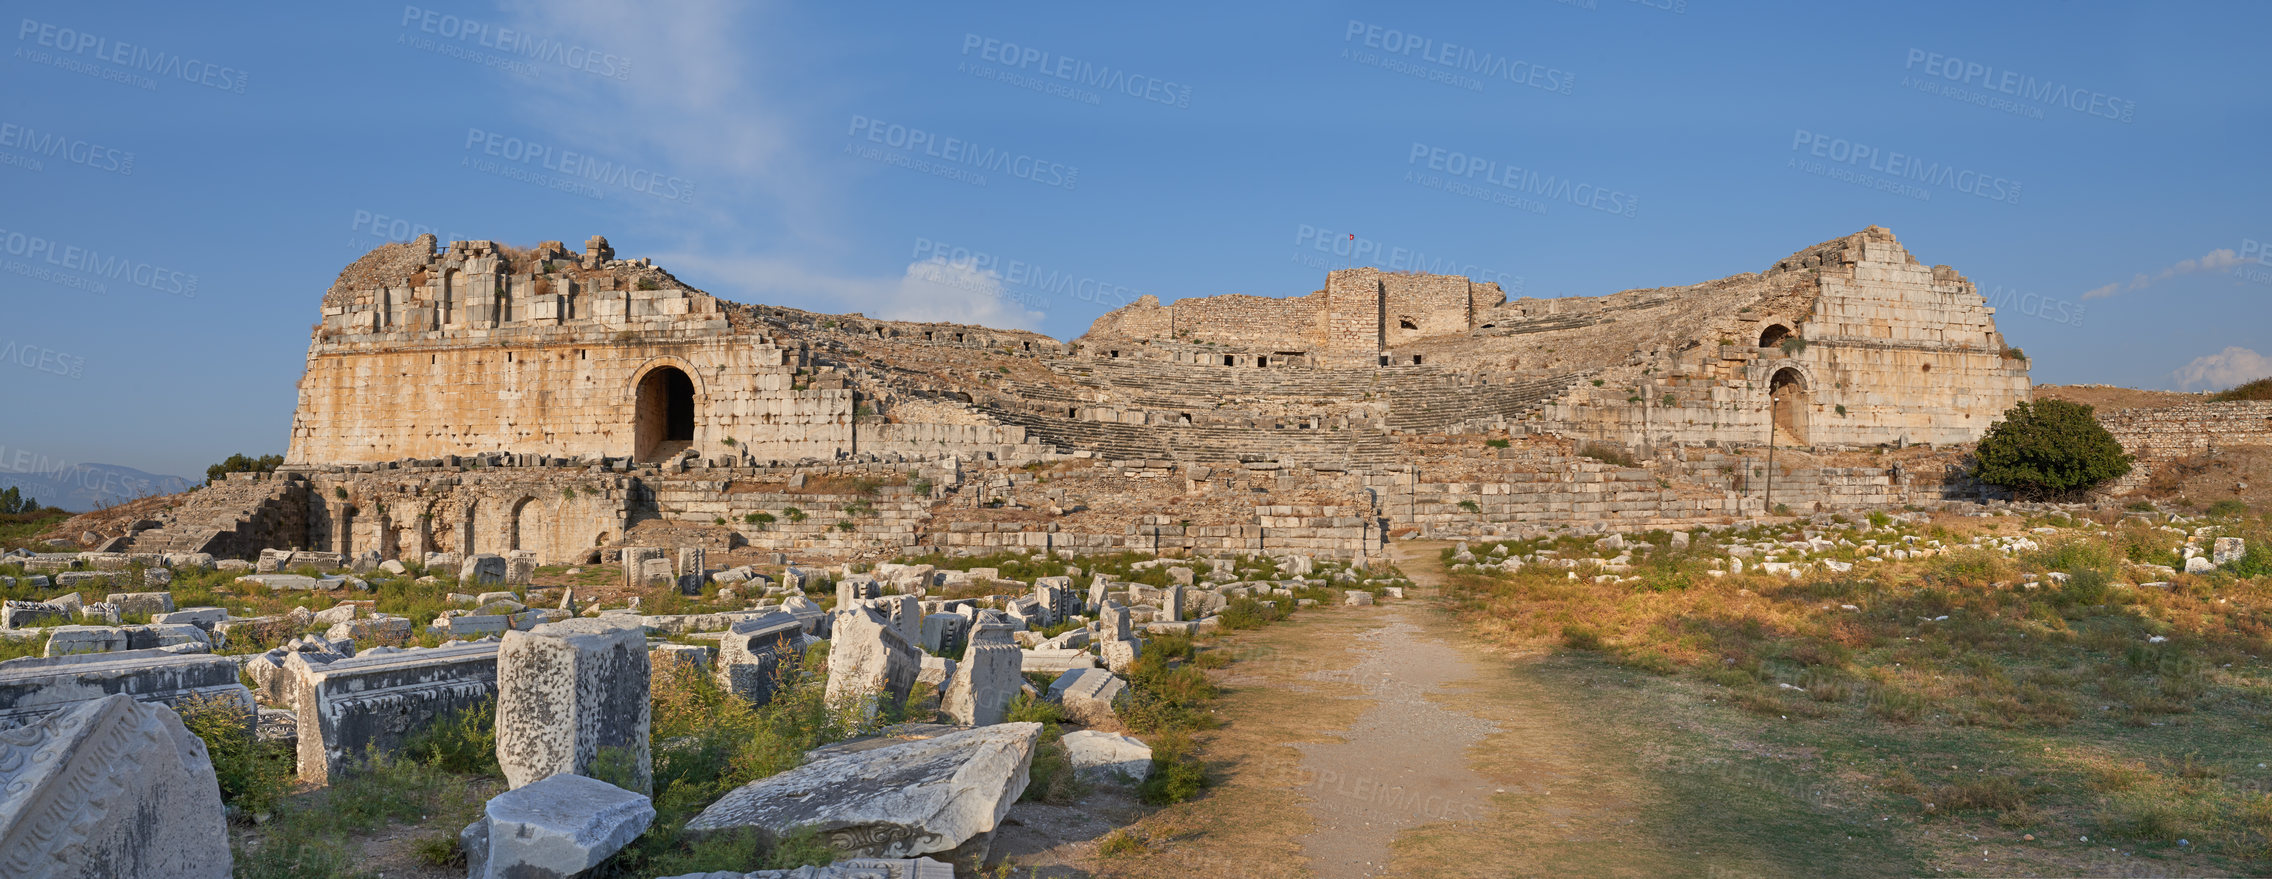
[1071, 541, 1922, 878]
[1289, 609, 1505, 878]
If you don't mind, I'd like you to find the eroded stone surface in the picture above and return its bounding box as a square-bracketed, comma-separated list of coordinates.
[941, 622, 1021, 727]
[685, 722, 1039, 861]
[0, 693, 231, 878]
[461, 772, 653, 879]
[497, 619, 651, 794]
[825, 607, 918, 720]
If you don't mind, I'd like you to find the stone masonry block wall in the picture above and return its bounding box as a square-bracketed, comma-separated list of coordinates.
[2097, 402, 2272, 494]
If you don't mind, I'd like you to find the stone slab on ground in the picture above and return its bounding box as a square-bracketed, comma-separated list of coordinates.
[461, 772, 653, 879]
[685, 722, 1040, 862]
[1062, 729, 1152, 783]
[654, 859, 955, 879]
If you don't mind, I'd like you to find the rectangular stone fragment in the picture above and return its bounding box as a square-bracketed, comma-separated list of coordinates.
[497, 619, 652, 794]
[295, 641, 500, 784]
[0, 648, 253, 729]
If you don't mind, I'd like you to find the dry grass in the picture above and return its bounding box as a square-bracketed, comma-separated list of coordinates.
[1440, 510, 2272, 872]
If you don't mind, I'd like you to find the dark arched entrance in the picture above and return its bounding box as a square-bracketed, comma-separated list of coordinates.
[1769, 367, 1807, 446]
[1759, 323, 1793, 349]
[635, 366, 696, 462]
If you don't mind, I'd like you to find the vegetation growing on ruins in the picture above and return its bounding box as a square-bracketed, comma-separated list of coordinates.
[2213, 377, 2272, 402]
[1974, 400, 2135, 498]
[205, 452, 284, 486]
[1441, 507, 2272, 872]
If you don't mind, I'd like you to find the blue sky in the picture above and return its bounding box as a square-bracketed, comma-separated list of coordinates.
[3, 0, 2268, 480]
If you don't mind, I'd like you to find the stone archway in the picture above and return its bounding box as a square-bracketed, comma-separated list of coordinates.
[1759, 323, 1793, 349]
[508, 496, 536, 554]
[459, 497, 479, 557]
[1770, 367, 1808, 446]
[632, 362, 700, 462]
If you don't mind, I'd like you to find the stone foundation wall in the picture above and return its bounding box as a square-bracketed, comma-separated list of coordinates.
[2098, 401, 2272, 494]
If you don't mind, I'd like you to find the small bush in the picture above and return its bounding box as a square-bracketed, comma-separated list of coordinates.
[1098, 827, 1150, 856]
[1485, 438, 1511, 449]
[1578, 442, 1637, 467]
[401, 698, 501, 776]
[1020, 722, 1087, 805]
[206, 452, 284, 486]
[1138, 731, 1208, 805]
[1560, 624, 1607, 651]
[178, 694, 291, 820]
[1007, 691, 1067, 725]
[1217, 596, 1284, 631]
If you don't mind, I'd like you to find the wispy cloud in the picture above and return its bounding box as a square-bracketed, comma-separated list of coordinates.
[493, 0, 880, 296]
[2171, 346, 2272, 391]
[2082, 248, 2244, 300]
[658, 251, 1045, 332]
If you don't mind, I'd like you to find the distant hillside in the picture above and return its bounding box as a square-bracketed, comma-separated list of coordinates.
[0, 462, 195, 512]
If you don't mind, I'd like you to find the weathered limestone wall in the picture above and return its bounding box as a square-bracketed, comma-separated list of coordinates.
[1382, 272, 1496, 348]
[2097, 401, 2272, 494]
[1077, 268, 1494, 367]
[290, 236, 1065, 469]
[1170, 292, 1325, 350]
[1544, 228, 2031, 449]
[289, 333, 841, 465]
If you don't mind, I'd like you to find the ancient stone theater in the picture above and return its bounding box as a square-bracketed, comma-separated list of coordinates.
[121, 226, 2033, 565]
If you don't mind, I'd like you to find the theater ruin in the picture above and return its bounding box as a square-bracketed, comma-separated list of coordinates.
[117, 226, 2038, 565]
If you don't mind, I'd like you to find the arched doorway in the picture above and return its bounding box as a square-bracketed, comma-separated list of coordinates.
[1759, 323, 1793, 349]
[635, 365, 697, 462]
[459, 498, 479, 556]
[509, 497, 535, 554]
[1769, 367, 1807, 446]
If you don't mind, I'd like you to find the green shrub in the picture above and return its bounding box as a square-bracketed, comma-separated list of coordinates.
[1218, 596, 1284, 631]
[205, 452, 283, 486]
[1972, 400, 2133, 498]
[1560, 624, 1607, 651]
[1485, 438, 1510, 449]
[1138, 732, 1209, 805]
[1006, 691, 1067, 725]
[401, 698, 501, 776]
[178, 693, 291, 820]
[1020, 722, 1087, 804]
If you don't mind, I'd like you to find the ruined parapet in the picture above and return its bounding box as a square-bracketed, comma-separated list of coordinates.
[1075, 268, 1499, 367]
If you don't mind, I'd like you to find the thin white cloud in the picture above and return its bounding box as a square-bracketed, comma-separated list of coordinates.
[658, 251, 1046, 332]
[2171, 346, 2272, 391]
[489, 1, 1050, 335]
[493, 0, 851, 250]
[2082, 248, 2244, 300]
